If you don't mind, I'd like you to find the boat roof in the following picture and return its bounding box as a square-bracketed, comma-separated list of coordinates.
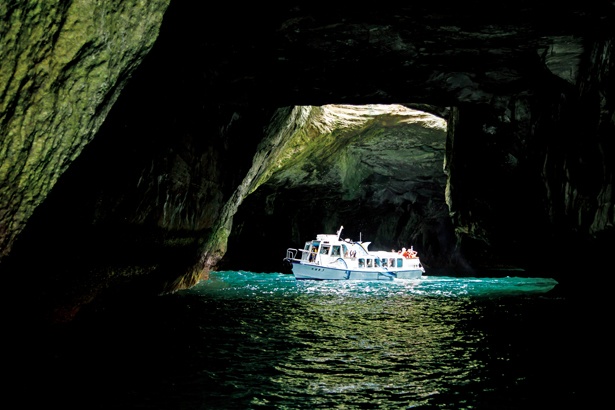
[316, 234, 340, 242]
[304, 227, 415, 259]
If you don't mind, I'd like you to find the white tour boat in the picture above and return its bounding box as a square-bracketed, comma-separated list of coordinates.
[283, 226, 425, 280]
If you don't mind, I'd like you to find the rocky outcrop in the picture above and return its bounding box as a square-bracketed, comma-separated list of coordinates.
[1, 2, 613, 324]
[0, 0, 171, 261]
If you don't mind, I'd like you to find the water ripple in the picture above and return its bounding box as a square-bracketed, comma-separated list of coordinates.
[30, 271, 580, 409]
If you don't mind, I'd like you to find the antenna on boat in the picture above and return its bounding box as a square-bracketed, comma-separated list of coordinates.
[359, 232, 362, 242]
[337, 225, 344, 239]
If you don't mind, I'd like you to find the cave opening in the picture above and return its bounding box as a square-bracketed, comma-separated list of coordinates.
[220, 103, 454, 275]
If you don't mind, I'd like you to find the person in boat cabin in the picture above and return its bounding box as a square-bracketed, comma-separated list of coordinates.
[309, 246, 317, 262]
[342, 244, 352, 258]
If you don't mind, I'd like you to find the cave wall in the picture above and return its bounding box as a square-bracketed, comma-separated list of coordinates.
[0, 0, 171, 262]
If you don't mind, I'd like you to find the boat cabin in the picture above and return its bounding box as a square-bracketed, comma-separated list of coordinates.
[300, 238, 410, 270]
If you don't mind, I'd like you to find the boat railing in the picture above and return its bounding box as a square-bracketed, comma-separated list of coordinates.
[286, 248, 298, 260]
[286, 248, 314, 262]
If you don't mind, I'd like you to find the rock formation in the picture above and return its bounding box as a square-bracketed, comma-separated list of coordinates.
[1, 2, 613, 324]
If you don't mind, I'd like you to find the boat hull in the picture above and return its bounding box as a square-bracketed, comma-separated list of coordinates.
[289, 260, 423, 281]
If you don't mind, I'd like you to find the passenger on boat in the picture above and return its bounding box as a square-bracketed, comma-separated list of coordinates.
[402, 247, 410, 258]
[309, 247, 317, 262]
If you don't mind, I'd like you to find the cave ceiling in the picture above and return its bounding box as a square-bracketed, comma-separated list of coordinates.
[165, 3, 597, 107]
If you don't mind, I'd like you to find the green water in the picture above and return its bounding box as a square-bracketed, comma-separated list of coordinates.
[16, 272, 604, 409]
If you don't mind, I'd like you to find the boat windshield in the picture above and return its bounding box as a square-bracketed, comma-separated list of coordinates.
[354, 244, 369, 256]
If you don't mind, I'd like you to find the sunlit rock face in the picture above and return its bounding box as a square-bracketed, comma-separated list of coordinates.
[1, 2, 613, 324]
[221, 105, 457, 273]
[0, 0, 171, 262]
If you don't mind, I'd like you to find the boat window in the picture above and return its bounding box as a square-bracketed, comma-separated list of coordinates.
[320, 245, 330, 254]
[366, 259, 373, 267]
[381, 258, 388, 267]
[331, 245, 341, 257]
[358, 258, 365, 267]
[342, 244, 349, 257]
[396, 258, 403, 268]
[374, 258, 381, 267]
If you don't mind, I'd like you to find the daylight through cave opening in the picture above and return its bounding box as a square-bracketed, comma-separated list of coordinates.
[221, 104, 452, 274]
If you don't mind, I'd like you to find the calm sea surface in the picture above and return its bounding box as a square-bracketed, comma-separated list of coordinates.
[15, 272, 603, 409]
